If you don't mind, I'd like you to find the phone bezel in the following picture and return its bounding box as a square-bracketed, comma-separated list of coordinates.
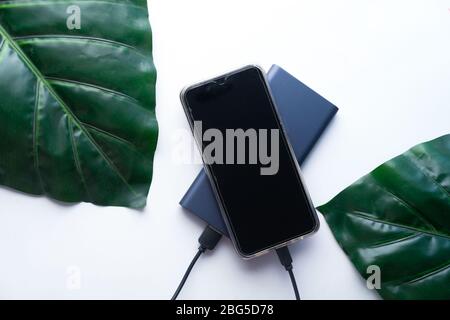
[180, 65, 320, 259]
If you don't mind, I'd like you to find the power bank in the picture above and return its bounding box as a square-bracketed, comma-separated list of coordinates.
[180, 65, 338, 236]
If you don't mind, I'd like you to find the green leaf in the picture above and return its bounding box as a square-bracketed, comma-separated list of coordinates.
[0, 0, 158, 208]
[317, 134, 450, 299]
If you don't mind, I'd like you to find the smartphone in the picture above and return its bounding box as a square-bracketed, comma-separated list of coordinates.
[181, 65, 319, 258]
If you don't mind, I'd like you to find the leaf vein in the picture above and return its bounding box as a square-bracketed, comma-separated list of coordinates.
[383, 260, 450, 287]
[402, 260, 450, 285]
[46, 76, 140, 105]
[0, 0, 146, 10]
[374, 181, 438, 233]
[80, 125, 139, 197]
[15, 35, 145, 57]
[82, 122, 137, 150]
[68, 118, 91, 202]
[368, 233, 419, 249]
[32, 80, 45, 192]
[348, 211, 450, 240]
[407, 152, 450, 199]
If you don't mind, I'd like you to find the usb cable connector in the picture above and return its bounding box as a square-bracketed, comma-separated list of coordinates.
[171, 225, 222, 300]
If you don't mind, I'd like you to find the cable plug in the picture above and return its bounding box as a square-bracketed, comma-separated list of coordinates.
[171, 225, 222, 300]
[276, 246, 301, 300]
[198, 225, 222, 252]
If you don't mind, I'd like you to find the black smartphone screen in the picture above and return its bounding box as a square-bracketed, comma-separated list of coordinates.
[183, 66, 318, 257]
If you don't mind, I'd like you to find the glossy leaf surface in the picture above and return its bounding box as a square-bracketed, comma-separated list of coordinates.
[318, 134, 450, 299]
[0, 0, 158, 208]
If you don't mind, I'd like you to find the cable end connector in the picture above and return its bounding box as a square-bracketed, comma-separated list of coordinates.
[276, 246, 293, 271]
[276, 246, 301, 300]
[172, 225, 223, 300]
[198, 225, 222, 251]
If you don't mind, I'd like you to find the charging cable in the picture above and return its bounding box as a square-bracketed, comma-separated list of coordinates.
[276, 246, 301, 300]
[171, 225, 222, 300]
[172, 226, 301, 300]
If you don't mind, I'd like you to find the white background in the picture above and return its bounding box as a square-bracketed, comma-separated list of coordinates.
[0, 0, 449, 299]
